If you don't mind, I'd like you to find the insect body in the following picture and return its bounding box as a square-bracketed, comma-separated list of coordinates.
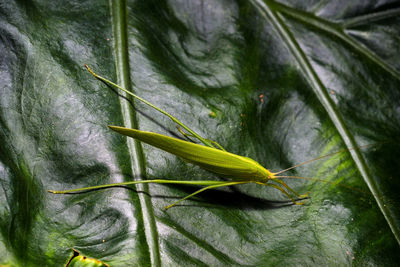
[50, 124, 307, 209]
[49, 66, 368, 209]
[109, 126, 273, 182]
[108, 126, 311, 209]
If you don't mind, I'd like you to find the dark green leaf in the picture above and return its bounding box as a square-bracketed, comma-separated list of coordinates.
[1, 0, 399, 266]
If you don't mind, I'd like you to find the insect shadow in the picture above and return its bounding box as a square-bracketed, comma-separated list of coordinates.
[154, 183, 301, 210]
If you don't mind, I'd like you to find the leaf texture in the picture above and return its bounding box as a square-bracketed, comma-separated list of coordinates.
[0, 0, 400, 266]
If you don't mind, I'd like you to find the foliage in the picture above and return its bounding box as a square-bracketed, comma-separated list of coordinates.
[1, 0, 400, 266]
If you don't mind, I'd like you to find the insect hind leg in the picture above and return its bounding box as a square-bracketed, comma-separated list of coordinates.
[164, 181, 247, 210]
[176, 126, 226, 151]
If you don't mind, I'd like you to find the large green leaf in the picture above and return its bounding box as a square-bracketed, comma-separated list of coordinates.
[1, 0, 400, 266]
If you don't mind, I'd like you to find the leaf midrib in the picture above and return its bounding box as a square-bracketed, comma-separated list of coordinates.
[109, 1, 161, 266]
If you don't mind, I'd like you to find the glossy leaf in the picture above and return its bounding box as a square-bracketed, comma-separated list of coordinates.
[1, 0, 400, 266]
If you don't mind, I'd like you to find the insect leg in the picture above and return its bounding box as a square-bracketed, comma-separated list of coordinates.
[270, 179, 309, 199]
[263, 183, 305, 205]
[207, 139, 226, 151]
[47, 179, 229, 194]
[164, 181, 247, 210]
[176, 126, 226, 151]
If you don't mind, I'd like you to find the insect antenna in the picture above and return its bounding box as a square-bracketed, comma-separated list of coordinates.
[273, 175, 366, 193]
[268, 143, 386, 200]
[273, 143, 381, 176]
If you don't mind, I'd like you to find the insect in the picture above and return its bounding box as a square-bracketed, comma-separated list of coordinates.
[48, 65, 371, 209]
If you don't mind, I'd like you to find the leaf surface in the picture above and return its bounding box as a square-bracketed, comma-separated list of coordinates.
[1, 0, 399, 266]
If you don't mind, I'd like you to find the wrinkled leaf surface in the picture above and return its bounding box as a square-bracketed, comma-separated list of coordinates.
[1, 0, 400, 266]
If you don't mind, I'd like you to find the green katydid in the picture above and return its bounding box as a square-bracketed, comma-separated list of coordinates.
[48, 65, 371, 210]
